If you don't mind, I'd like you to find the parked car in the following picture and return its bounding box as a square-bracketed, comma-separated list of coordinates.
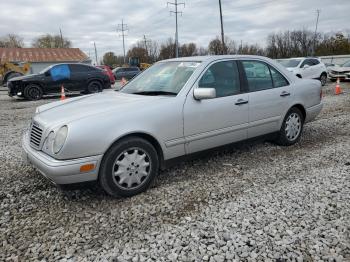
[96, 65, 116, 85]
[277, 57, 328, 86]
[112, 66, 140, 80]
[23, 55, 323, 197]
[327, 60, 350, 81]
[8, 63, 111, 100]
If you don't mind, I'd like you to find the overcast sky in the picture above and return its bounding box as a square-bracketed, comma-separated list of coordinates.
[0, 0, 349, 62]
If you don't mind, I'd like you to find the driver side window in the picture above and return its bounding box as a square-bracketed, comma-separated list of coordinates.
[198, 60, 240, 98]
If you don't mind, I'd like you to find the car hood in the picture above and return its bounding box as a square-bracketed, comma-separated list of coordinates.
[328, 66, 350, 72]
[286, 67, 297, 72]
[9, 73, 41, 81]
[34, 91, 166, 127]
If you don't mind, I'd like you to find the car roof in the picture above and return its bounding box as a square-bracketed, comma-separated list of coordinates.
[160, 55, 278, 63]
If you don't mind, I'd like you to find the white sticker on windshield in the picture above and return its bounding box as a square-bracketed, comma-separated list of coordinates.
[179, 62, 201, 68]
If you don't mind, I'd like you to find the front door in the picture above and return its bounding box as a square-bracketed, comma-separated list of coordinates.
[240, 60, 292, 138]
[184, 60, 249, 154]
[48, 64, 71, 93]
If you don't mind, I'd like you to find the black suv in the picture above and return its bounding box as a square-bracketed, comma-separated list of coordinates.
[7, 63, 111, 100]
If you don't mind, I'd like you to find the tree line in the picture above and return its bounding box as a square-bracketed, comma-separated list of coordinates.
[0, 34, 72, 48]
[105, 30, 350, 66]
[1, 30, 349, 67]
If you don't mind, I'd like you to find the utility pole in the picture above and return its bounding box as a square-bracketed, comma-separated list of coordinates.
[93, 42, 98, 65]
[167, 0, 185, 58]
[117, 19, 128, 64]
[313, 9, 321, 56]
[218, 0, 226, 55]
[59, 28, 64, 48]
[144, 35, 149, 59]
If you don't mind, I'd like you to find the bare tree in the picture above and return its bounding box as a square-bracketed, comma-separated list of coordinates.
[180, 43, 197, 57]
[32, 34, 71, 48]
[0, 34, 24, 48]
[159, 38, 176, 60]
[208, 37, 223, 55]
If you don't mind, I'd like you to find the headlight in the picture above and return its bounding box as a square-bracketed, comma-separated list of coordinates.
[53, 126, 68, 154]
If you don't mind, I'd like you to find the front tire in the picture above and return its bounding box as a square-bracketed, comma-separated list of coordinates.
[24, 84, 43, 100]
[275, 107, 304, 146]
[320, 73, 327, 86]
[99, 137, 159, 197]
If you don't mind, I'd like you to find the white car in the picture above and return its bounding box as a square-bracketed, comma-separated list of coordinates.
[277, 57, 328, 86]
[327, 60, 350, 81]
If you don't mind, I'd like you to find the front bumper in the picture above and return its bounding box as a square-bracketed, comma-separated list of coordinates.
[328, 72, 349, 80]
[22, 132, 103, 184]
[305, 102, 323, 123]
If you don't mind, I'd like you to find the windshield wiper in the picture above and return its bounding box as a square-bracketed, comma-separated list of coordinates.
[132, 91, 177, 96]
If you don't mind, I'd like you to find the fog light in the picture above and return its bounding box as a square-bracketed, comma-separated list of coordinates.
[17, 92, 22, 96]
[80, 164, 95, 173]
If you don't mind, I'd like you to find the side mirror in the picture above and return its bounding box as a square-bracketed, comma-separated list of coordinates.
[302, 64, 310, 69]
[44, 71, 51, 77]
[193, 88, 216, 100]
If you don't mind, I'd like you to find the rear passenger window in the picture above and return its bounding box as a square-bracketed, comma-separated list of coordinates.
[242, 61, 273, 92]
[269, 66, 289, 88]
[199, 60, 240, 97]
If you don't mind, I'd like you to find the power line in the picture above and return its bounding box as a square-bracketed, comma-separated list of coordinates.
[117, 19, 128, 64]
[167, 0, 185, 58]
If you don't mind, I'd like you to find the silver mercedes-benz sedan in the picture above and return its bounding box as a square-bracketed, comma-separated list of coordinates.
[23, 55, 323, 197]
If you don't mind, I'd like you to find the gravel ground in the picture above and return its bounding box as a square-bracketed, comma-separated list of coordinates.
[1, 82, 349, 261]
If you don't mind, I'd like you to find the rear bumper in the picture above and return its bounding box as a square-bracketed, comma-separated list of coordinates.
[305, 103, 323, 123]
[22, 132, 102, 184]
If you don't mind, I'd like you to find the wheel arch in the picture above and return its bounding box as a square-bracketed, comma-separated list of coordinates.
[289, 103, 306, 121]
[87, 78, 103, 86]
[3, 71, 23, 83]
[102, 132, 165, 170]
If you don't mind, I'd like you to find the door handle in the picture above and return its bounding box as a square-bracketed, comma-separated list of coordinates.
[280, 91, 290, 97]
[235, 99, 248, 105]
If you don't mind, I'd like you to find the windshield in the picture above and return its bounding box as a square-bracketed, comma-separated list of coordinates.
[278, 59, 302, 68]
[342, 61, 350, 67]
[120, 61, 201, 95]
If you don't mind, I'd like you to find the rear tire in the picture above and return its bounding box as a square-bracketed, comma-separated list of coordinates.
[99, 137, 159, 197]
[275, 107, 304, 146]
[87, 81, 102, 94]
[24, 84, 43, 100]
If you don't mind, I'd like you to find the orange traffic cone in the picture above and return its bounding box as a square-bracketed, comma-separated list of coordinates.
[335, 78, 342, 95]
[121, 77, 127, 87]
[60, 85, 66, 100]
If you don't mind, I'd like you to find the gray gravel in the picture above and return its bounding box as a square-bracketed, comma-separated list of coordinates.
[1, 82, 350, 261]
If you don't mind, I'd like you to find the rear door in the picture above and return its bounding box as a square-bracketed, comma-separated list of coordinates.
[300, 59, 314, 79]
[240, 60, 291, 138]
[184, 60, 249, 154]
[68, 64, 92, 90]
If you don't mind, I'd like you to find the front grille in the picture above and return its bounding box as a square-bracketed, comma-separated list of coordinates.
[30, 123, 43, 149]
